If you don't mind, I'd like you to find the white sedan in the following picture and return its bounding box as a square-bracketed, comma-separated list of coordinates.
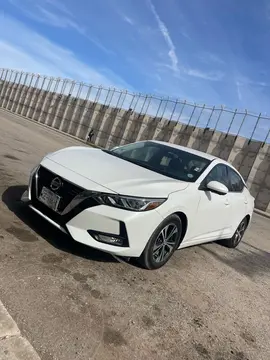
[22, 140, 254, 269]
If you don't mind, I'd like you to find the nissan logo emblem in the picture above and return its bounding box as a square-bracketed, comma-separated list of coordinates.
[50, 177, 63, 191]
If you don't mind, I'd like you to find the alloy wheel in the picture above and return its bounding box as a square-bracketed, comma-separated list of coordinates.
[152, 223, 179, 263]
[234, 219, 247, 246]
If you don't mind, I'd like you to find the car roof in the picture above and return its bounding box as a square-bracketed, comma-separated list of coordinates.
[149, 140, 217, 161]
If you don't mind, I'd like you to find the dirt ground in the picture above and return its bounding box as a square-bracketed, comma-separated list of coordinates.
[0, 109, 270, 360]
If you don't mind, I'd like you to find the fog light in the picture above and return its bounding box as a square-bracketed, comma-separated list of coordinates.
[21, 189, 30, 203]
[97, 234, 123, 246]
[89, 231, 124, 246]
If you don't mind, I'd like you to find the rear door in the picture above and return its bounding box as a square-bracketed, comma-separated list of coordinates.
[226, 166, 247, 233]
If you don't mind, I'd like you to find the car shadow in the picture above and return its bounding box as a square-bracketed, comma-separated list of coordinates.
[201, 242, 270, 279]
[1, 185, 119, 263]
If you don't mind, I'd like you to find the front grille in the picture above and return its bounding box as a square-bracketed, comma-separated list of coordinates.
[30, 166, 99, 226]
[37, 166, 83, 212]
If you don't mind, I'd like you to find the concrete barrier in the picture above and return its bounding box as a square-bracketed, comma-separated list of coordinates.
[0, 70, 269, 214]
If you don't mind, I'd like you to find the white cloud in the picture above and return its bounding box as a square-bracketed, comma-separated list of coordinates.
[236, 75, 270, 88]
[44, 0, 74, 17]
[236, 81, 242, 101]
[180, 30, 191, 40]
[147, 0, 179, 73]
[199, 51, 225, 65]
[9, 0, 83, 32]
[8, 0, 113, 55]
[0, 14, 131, 90]
[36, 5, 85, 33]
[156, 61, 224, 81]
[233, 75, 270, 118]
[119, 13, 135, 25]
[185, 68, 224, 81]
[146, 1, 224, 83]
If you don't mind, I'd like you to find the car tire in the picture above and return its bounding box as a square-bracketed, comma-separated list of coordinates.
[138, 214, 182, 270]
[221, 217, 248, 248]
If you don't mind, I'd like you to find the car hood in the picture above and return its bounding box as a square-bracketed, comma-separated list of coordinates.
[44, 146, 189, 197]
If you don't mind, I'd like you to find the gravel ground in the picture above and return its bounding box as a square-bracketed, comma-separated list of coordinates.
[0, 109, 270, 360]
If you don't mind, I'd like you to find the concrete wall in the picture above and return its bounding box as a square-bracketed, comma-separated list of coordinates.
[0, 79, 269, 214]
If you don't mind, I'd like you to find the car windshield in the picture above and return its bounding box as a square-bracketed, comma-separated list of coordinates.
[103, 141, 211, 182]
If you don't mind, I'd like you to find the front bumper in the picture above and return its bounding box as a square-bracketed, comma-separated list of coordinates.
[22, 166, 163, 257]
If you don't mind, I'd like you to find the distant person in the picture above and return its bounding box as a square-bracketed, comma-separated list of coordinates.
[87, 129, 94, 142]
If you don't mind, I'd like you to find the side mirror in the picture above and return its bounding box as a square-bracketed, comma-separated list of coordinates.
[206, 181, 228, 195]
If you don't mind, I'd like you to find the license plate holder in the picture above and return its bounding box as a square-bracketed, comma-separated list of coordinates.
[38, 186, 61, 211]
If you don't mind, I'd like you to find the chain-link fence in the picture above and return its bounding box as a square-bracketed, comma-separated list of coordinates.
[0, 68, 270, 145]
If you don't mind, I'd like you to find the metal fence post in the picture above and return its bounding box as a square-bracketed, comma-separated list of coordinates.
[0, 68, 5, 79]
[226, 108, 237, 138]
[194, 104, 205, 129]
[160, 97, 170, 120]
[93, 85, 102, 104]
[7, 69, 13, 82]
[1, 67, 270, 147]
[139, 95, 148, 116]
[119, 90, 128, 110]
[132, 93, 142, 113]
[187, 104, 197, 127]
[144, 96, 152, 116]
[127, 93, 136, 110]
[154, 97, 163, 119]
[262, 128, 270, 147]
[53, 77, 61, 93]
[235, 110, 247, 139]
[177, 100, 186, 123]
[169, 99, 178, 122]
[204, 105, 215, 131]
[249, 113, 261, 143]
[213, 106, 224, 131]
[104, 87, 112, 106]
[115, 90, 124, 109]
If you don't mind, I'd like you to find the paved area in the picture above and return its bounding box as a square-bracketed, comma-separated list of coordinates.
[0, 300, 40, 360]
[0, 108, 270, 360]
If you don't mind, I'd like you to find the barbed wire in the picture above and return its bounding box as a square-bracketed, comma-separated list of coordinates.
[0, 68, 269, 144]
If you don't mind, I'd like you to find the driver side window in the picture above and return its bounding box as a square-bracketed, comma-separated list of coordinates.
[204, 164, 229, 187]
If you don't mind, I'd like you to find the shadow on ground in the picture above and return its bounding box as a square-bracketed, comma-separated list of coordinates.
[201, 242, 270, 279]
[2, 185, 118, 264]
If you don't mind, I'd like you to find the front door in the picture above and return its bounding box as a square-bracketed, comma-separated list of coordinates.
[185, 164, 232, 245]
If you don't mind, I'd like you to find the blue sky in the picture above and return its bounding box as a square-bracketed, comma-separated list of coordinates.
[0, 0, 270, 126]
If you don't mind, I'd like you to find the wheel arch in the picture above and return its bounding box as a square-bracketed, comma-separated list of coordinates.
[173, 211, 188, 244]
[245, 214, 251, 227]
[232, 213, 251, 235]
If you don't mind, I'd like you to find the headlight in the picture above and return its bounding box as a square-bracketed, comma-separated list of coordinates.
[93, 194, 166, 211]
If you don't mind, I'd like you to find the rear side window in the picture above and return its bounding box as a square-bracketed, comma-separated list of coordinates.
[227, 167, 244, 192]
[204, 164, 230, 187]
